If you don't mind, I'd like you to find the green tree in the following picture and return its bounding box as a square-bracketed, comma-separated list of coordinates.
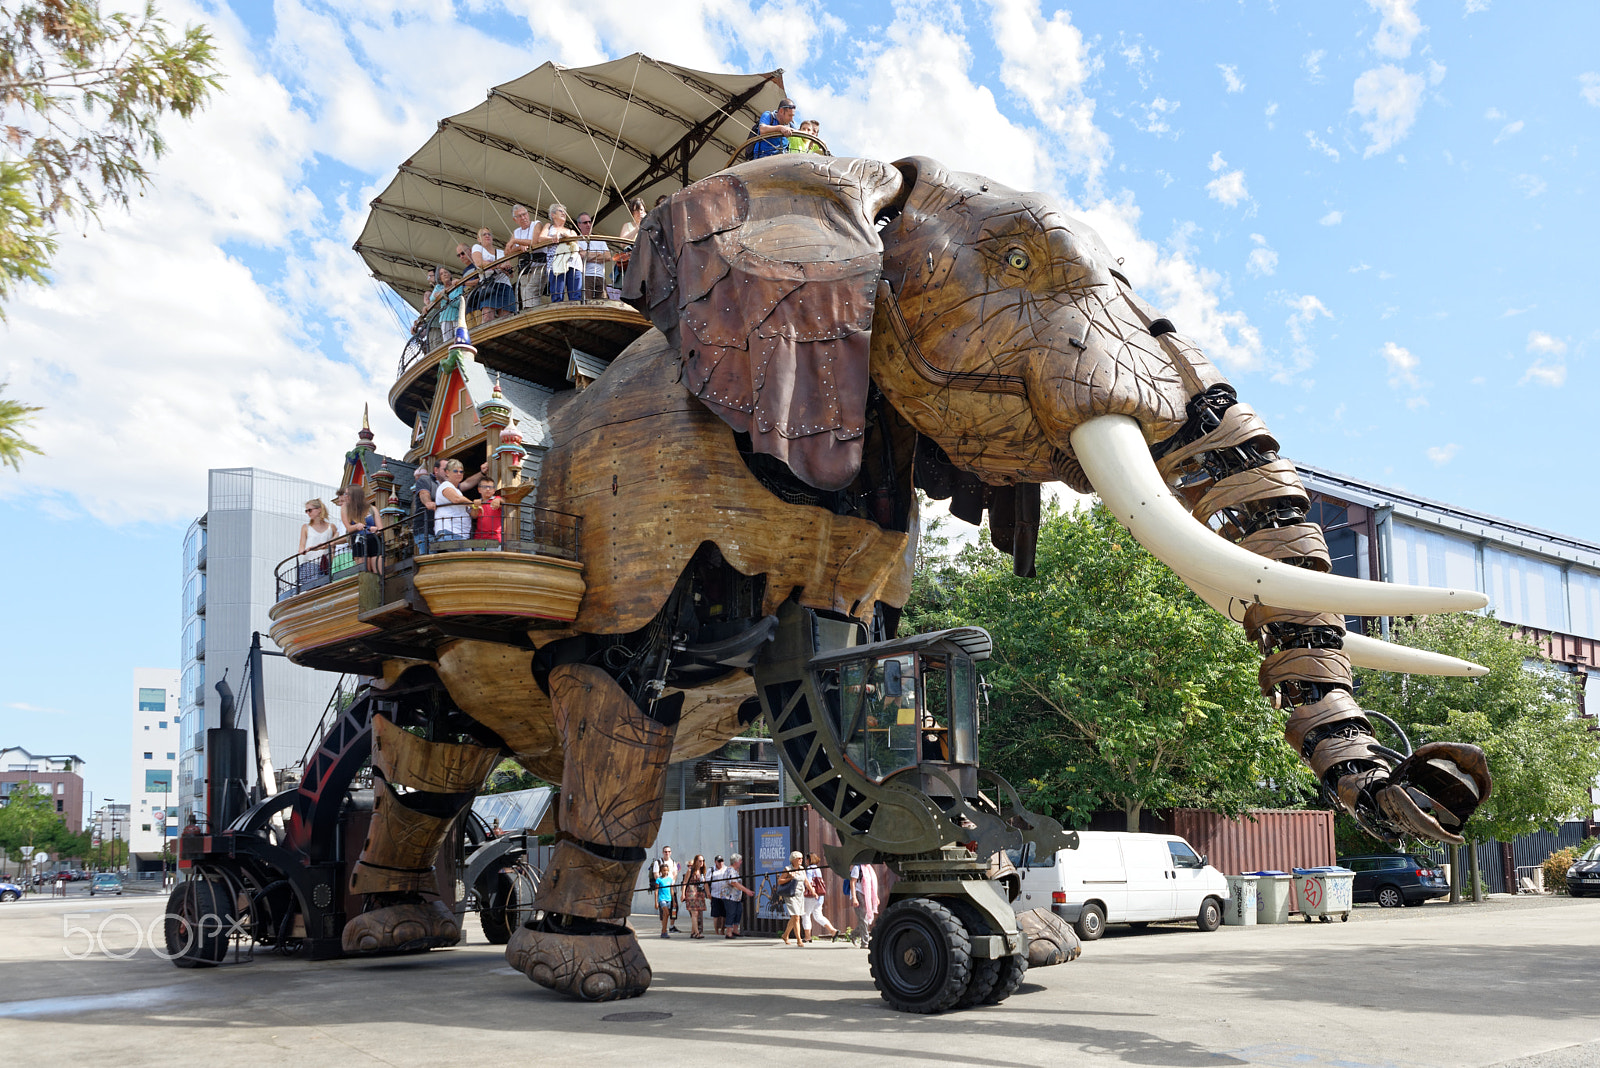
[907, 501, 1313, 831]
[0, 380, 43, 469]
[482, 757, 549, 795]
[1, 0, 222, 313]
[0, 780, 64, 859]
[1355, 612, 1600, 843]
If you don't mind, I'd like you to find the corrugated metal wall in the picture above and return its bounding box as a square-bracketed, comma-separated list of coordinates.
[1170, 809, 1337, 876]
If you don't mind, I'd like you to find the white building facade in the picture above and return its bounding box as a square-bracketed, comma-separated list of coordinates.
[130, 668, 180, 870]
[179, 468, 344, 827]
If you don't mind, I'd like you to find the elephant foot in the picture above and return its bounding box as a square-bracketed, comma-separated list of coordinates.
[506, 919, 652, 1002]
[342, 898, 461, 955]
[1016, 907, 1082, 967]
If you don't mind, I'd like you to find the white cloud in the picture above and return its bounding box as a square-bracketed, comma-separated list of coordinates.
[1352, 65, 1426, 157]
[1493, 119, 1524, 143]
[1464, 0, 1489, 13]
[1484, 107, 1504, 120]
[1305, 130, 1341, 161]
[1527, 331, 1567, 356]
[1521, 362, 1567, 388]
[1133, 97, 1180, 136]
[1285, 294, 1332, 342]
[1245, 233, 1276, 277]
[1264, 102, 1278, 130]
[986, 0, 1111, 188]
[1368, 0, 1424, 58]
[1513, 173, 1547, 198]
[1427, 443, 1459, 465]
[1582, 73, 1600, 107]
[1219, 64, 1245, 93]
[1382, 341, 1421, 389]
[1205, 151, 1249, 206]
[1303, 50, 1325, 82]
[1427, 60, 1447, 86]
[1319, 210, 1343, 225]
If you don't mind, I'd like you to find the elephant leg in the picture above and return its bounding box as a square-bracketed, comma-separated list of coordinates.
[342, 714, 501, 953]
[506, 663, 675, 1002]
[1170, 388, 1488, 845]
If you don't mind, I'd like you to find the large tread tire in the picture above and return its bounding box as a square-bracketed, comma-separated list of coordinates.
[165, 878, 231, 968]
[986, 950, 1028, 1005]
[1074, 902, 1105, 941]
[1196, 896, 1222, 932]
[868, 897, 973, 1014]
[945, 901, 1000, 1010]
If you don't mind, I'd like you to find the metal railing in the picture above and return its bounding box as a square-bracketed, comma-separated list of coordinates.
[274, 503, 582, 601]
[398, 235, 638, 377]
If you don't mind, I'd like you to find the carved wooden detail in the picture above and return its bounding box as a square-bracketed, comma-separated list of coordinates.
[433, 640, 563, 782]
[532, 839, 640, 919]
[349, 779, 463, 894]
[411, 551, 585, 622]
[548, 663, 675, 847]
[267, 576, 377, 663]
[342, 899, 461, 954]
[372, 713, 501, 794]
[506, 923, 651, 1003]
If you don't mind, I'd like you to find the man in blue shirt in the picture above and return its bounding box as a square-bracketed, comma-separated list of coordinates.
[751, 98, 799, 159]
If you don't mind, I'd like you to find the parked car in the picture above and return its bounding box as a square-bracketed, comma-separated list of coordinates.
[0, 878, 20, 901]
[1338, 853, 1449, 907]
[1011, 831, 1228, 940]
[88, 873, 123, 896]
[1564, 843, 1600, 896]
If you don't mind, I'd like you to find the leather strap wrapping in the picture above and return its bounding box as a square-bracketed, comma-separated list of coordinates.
[532, 838, 644, 921]
[372, 714, 501, 794]
[1191, 458, 1309, 522]
[1242, 604, 1346, 643]
[1155, 402, 1278, 480]
[1238, 523, 1332, 571]
[1284, 689, 1369, 754]
[1259, 647, 1354, 693]
[349, 779, 465, 894]
[1308, 734, 1382, 778]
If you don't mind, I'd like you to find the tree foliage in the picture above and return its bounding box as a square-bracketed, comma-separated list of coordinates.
[0, 379, 43, 469]
[482, 757, 549, 795]
[1355, 612, 1600, 843]
[0, 780, 65, 854]
[906, 500, 1314, 831]
[0, 0, 222, 312]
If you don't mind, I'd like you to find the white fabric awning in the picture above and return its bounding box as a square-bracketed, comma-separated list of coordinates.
[355, 54, 788, 309]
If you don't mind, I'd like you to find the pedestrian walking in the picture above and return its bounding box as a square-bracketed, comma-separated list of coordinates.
[850, 861, 881, 947]
[683, 854, 709, 938]
[709, 855, 728, 935]
[655, 862, 675, 938]
[801, 852, 840, 943]
[779, 851, 808, 947]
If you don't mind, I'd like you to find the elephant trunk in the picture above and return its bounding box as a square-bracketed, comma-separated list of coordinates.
[1067, 389, 1486, 846]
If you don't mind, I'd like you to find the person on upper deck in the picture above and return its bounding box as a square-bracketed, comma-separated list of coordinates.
[468, 228, 515, 322]
[474, 479, 502, 545]
[432, 266, 462, 342]
[502, 203, 548, 311]
[544, 203, 584, 303]
[790, 119, 823, 154]
[614, 197, 647, 290]
[433, 459, 473, 541]
[751, 98, 799, 159]
[338, 484, 383, 574]
[574, 212, 611, 299]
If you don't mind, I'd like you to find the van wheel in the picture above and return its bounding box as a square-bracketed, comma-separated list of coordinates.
[1376, 885, 1404, 909]
[1074, 903, 1105, 942]
[1196, 897, 1222, 932]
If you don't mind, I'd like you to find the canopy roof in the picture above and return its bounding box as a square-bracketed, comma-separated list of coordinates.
[355, 54, 787, 309]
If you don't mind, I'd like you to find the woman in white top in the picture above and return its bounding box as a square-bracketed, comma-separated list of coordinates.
[432, 459, 473, 541]
[468, 227, 515, 321]
[543, 203, 583, 303]
[296, 499, 343, 592]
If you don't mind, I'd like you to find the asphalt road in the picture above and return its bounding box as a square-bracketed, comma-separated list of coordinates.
[0, 892, 1596, 1067]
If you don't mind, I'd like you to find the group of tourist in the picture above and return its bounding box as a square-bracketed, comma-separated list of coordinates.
[408, 97, 823, 350]
[646, 845, 881, 947]
[410, 455, 502, 549]
[295, 485, 384, 584]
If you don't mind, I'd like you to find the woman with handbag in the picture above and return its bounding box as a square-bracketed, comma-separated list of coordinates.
[682, 855, 709, 938]
[779, 850, 809, 947]
[801, 851, 840, 943]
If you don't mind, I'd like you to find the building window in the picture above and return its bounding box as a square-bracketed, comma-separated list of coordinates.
[166, 752, 176, 760]
[1484, 546, 1568, 632]
[55, 800, 63, 812]
[138, 687, 167, 711]
[144, 752, 153, 760]
[1390, 521, 1477, 591]
[141, 824, 151, 832]
[56, 783, 64, 795]
[159, 720, 168, 729]
[145, 770, 173, 791]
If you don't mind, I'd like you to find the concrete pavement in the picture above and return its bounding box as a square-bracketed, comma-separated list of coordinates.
[0, 892, 1596, 1066]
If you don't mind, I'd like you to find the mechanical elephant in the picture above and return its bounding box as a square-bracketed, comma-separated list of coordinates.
[347, 152, 1491, 1004]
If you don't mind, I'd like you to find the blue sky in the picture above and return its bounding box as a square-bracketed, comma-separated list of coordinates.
[3, 0, 1597, 809]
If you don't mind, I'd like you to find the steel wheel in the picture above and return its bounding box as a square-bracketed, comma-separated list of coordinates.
[0, 890, 17, 902]
[1376, 885, 1404, 909]
[868, 897, 972, 1014]
[1074, 903, 1105, 941]
[1196, 897, 1222, 932]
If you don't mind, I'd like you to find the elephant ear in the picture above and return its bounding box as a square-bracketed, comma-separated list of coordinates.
[622, 155, 905, 491]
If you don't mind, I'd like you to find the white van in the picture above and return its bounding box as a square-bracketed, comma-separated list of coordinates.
[1011, 832, 1228, 940]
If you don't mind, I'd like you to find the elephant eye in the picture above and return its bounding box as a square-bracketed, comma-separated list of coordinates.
[1005, 248, 1030, 271]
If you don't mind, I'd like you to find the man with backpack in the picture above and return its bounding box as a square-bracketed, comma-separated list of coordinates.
[751, 98, 799, 159]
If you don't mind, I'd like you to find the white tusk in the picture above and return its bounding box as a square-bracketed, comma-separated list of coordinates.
[1179, 576, 1490, 677]
[1070, 415, 1489, 617]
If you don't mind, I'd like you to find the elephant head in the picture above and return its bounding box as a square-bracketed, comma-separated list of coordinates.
[624, 153, 1492, 846]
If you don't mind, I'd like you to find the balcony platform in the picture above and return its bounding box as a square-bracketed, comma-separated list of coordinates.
[392, 301, 650, 426]
[268, 550, 585, 675]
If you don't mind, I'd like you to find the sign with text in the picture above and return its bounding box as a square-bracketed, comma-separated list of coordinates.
[752, 825, 790, 920]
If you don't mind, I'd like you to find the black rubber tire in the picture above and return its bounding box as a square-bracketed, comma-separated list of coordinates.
[1074, 903, 1105, 941]
[987, 951, 1028, 1005]
[944, 901, 1000, 1010]
[1376, 885, 1404, 909]
[478, 864, 537, 945]
[1, 890, 17, 902]
[1197, 897, 1222, 932]
[165, 878, 231, 968]
[868, 897, 973, 1014]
